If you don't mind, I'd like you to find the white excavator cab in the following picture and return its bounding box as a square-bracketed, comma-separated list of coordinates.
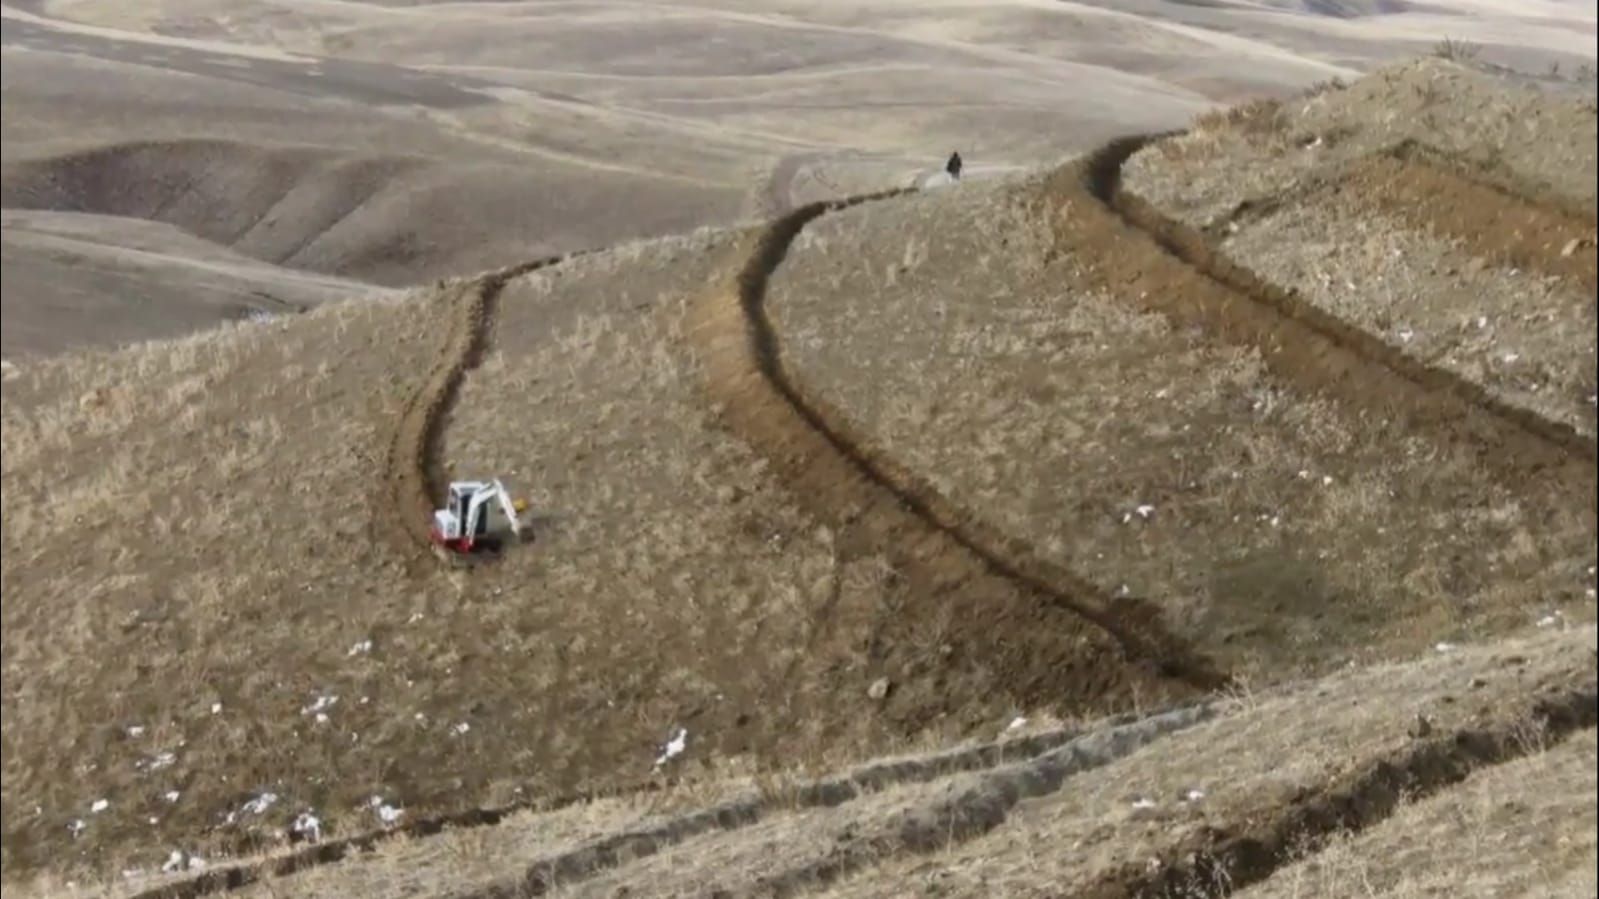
[430, 479, 525, 553]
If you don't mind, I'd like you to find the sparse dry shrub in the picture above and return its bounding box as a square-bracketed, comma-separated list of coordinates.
[1193, 98, 1288, 142]
[1303, 76, 1348, 98]
[1432, 37, 1482, 63]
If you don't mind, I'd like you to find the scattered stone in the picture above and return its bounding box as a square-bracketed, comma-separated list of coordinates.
[654, 728, 689, 768]
[867, 677, 892, 701]
[241, 792, 278, 816]
[369, 797, 404, 826]
[290, 811, 323, 843]
[1408, 714, 1433, 739]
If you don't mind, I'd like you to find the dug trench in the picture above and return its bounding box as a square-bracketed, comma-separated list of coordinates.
[129, 703, 1201, 899]
[462, 701, 1217, 899]
[1054, 134, 1598, 491]
[1340, 141, 1598, 291]
[1079, 684, 1598, 899]
[149, 184, 1224, 899]
[1203, 139, 1599, 294]
[112, 134, 1597, 898]
[736, 678, 1598, 898]
[374, 250, 599, 573]
[688, 189, 1231, 729]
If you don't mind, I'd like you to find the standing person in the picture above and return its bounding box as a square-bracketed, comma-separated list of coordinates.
[946, 152, 963, 180]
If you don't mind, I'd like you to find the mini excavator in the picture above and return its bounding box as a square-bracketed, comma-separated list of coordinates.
[429, 479, 527, 554]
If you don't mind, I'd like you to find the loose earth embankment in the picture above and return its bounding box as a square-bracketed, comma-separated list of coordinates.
[1078, 684, 1597, 899]
[1205, 139, 1598, 295]
[688, 188, 1231, 721]
[1052, 134, 1597, 493]
[375, 252, 598, 571]
[129, 701, 1211, 899]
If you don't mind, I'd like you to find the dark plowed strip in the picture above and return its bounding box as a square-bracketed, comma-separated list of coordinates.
[127, 706, 1190, 899]
[729, 686, 1593, 897]
[1337, 144, 1597, 292]
[122, 785, 644, 899]
[747, 704, 1218, 897]
[373, 251, 597, 571]
[1054, 135, 1597, 494]
[690, 190, 1228, 714]
[458, 704, 1213, 899]
[1079, 686, 1598, 899]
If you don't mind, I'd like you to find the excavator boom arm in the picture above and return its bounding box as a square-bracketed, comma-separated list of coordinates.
[491, 479, 523, 538]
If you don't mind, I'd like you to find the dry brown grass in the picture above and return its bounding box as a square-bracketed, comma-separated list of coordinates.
[21, 625, 1591, 899]
[812, 624, 1595, 899]
[1128, 58, 1598, 224]
[1, 289, 447, 878]
[764, 173, 1595, 682]
[6, 55, 1597, 897]
[1238, 727, 1597, 898]
[0, 220, 1059, 885]
[1125, 62, 1598, 443]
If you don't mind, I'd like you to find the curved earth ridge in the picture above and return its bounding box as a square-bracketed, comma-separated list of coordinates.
[689, 186, 1230, 707]
[1062, 133, 1597, 487]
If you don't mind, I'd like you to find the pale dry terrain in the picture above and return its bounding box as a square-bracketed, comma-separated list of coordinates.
[0, 209, 394, 356]
[767, 139, 1595, 682]
[4, 0, 1595, 354]
[1123, 57, 1599, 437]
[1237, 727, 1598, 899]
[3, 46, 1598, 899]
[32, 623, 1590, 898]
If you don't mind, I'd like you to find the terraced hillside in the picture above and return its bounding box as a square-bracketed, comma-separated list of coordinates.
[1, 58, 1595, 897]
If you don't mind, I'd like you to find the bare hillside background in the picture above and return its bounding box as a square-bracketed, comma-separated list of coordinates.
[3, 0, 1595, 356]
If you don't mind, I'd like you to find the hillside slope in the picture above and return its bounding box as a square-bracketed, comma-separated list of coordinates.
[2, 58, 1595, 897]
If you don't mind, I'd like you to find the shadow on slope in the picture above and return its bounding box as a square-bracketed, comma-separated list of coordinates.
[0, 138, 741, 287]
